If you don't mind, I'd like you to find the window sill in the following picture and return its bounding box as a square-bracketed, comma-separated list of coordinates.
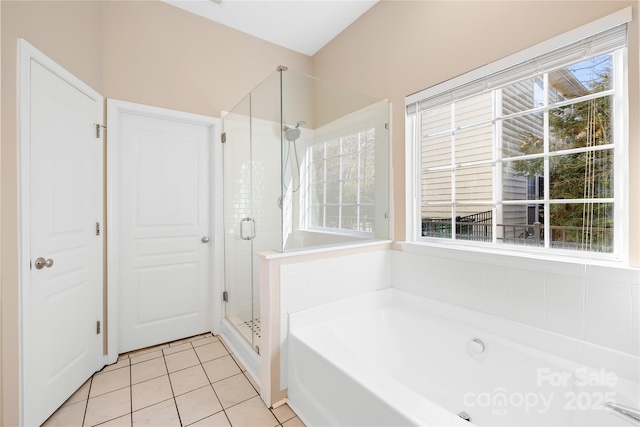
[398, 240, 635, 274]
[304, 228, 374, 239]
[258, 239, 392, 260]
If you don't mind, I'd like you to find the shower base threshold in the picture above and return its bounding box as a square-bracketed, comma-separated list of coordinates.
[227, 316, 261, 349]
[220, 318, 261, 387]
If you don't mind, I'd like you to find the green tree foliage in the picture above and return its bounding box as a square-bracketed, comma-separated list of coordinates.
[509, 65, 613, 249]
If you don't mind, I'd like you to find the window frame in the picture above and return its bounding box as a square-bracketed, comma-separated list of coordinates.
[405, 8, 630, 264]
[297, 102, 389, 238]
[305, 127, 376, 236]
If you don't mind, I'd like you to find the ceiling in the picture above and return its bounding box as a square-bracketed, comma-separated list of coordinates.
[163, 0, 378, 56]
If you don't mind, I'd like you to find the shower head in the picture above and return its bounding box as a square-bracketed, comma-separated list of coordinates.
[283, 121, 305, 142]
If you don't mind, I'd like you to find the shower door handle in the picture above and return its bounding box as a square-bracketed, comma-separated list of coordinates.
[240, 217, 256, 241]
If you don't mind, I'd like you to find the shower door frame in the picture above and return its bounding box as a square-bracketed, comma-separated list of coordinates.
[219, 103, 263, 384]
[222, 106, 280, 354]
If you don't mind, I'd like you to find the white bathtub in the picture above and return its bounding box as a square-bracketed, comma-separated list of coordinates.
[287, 289, 639, 426]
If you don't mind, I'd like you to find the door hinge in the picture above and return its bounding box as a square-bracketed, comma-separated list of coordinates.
[96, 222, 101, 236]
[223, 291, 228, 302]
[221, 132, 226, 143]
[96, 321, 101, 334]
[95, 124, 105, 138]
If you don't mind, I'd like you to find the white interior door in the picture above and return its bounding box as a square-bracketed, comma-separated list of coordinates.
[20, 41, 104, 427]
[109, 100, 215, 353]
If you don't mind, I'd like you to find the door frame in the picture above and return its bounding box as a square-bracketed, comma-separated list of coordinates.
[106, 99, 223, 363]
[17, 39, 105, 424]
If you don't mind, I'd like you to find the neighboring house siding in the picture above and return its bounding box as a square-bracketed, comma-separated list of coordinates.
[420, 78, 567, 228]
[420, 92, 494, 220]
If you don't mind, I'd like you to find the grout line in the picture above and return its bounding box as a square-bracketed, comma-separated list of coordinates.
[227, 352, 244, 372]
[222, 393, 260, 411]
[173, 395, 184, 427]
[191, 344, 209, 368]
[222, 409, 234, 427]
[163, 346, 194, 356]
[130, 396, 176, 417]
[129, 356, 133, 427]
[193, 346, 227, 425]
[218, 338, 233, 354]
[183, 407, 225, 427]
[270, 406, 295, 424]
[160, 351, 184, 426]
[242, 370, 260, 394]
[49, 335, 300, 427]
[81, 377, 92, 427]
[86, 384, 132, 400]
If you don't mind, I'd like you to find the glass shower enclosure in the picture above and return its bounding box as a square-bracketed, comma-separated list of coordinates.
[222, 66, 390, 353]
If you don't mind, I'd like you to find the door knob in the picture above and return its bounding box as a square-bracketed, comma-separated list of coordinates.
[34, 257, 54, 270]
[201, 236, 210, 243]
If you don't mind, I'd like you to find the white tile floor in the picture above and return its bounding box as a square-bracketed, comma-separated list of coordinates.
[42, 334, 305, 427]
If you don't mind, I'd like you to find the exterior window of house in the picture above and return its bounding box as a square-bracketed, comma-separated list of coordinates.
[533, 77, 545, 111]
[307, 129, 375, 233]
[406, 15, 629, 259]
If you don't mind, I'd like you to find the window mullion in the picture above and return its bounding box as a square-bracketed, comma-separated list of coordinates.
[613, 48, 627, 261]
[494, 88, 502, 245]
[414, 114, 422, 241]
[323, 143, 327, 228]
[450, 102, 457, 240]
[356, 132, 362, 231]
[543, 72, 551, 249]
[338, 138, 343, 229]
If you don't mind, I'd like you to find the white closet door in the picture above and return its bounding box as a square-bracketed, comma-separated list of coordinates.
[110, 101, 215, 353]
[22, 42, 104, 427]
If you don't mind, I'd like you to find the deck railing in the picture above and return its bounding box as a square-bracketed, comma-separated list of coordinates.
[422, 215, 613, 252]
[422, 211, 493, 240]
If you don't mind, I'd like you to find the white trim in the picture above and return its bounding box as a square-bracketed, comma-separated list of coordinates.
[106, 99, 221, 362]
[256, 239, 392, 260]
[614, 47, 630, 265]
[399, 241, 639, 272]
[405, 6, 632, 107]
[212, 115, 225, 336]
[18, 39, 104, 426]
[219, 319, 261, 383]
[405, 113, 422, 242]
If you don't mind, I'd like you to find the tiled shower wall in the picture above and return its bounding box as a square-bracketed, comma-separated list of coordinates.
[392, 247, 640, 356]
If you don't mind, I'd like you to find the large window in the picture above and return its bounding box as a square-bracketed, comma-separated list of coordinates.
[307, 129, 376, 233]
[406, 16, 629, 258]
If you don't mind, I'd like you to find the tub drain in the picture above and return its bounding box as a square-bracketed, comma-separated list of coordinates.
[458, 411, 472, 422]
